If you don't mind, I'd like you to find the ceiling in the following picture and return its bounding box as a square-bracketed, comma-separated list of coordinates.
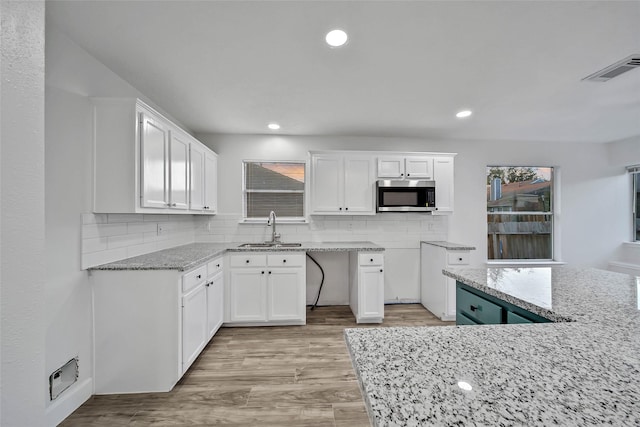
[46, 1, 640, 143]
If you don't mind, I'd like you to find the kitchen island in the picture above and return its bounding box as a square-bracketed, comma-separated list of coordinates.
[345, 267, 639, 426]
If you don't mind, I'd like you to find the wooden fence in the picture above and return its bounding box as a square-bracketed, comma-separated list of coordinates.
[487, 214, 552, 259]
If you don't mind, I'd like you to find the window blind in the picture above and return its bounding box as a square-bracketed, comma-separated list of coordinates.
[243, 162, 305, 219]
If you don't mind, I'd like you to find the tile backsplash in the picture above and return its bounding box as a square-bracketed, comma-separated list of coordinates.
[195, 213, 448, 249]
[81, 212, 448, 269]
[81, 213, 197, 269]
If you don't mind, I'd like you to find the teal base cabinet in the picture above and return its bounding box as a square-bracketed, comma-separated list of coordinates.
[456, 282, 551, 325]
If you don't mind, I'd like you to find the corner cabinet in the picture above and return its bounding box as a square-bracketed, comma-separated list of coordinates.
[433, 156, 454, 214]
[92, 98, 218, 214]
[91, 257, 224, 394]
[226, 252, 306, 326]
[349, 253, 385, 323]
[310, 153, 375, 215]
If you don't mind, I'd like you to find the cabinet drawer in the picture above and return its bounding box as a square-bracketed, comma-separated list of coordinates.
[230, 254, 267, 268]
[456, 288, 503, 324]
[207, 257, 224, 277]
[447, 252, 470, 265]
[182, 265, 207, 293]
[507, 311, 534, 324]
[359, 253, 384, 267]
[456, 313, 479, 325]
[268, 253, 305, 267]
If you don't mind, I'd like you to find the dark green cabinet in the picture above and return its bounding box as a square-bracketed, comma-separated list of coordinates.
[456, 282, 551, 325]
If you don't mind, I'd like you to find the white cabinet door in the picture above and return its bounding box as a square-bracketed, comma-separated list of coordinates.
[311, 155, 344, 213]
[433, 156, 454, 213]
[204, 151, 218, 213]
[377, 157, 405, 178]
[229, 269, 266, 322]
[445, 276, 457, 319]
[344, 157, 374, 213]
[182, 283, 207, 374]
[169, 132, 190, 210]
[267, 269, 305, 321]
[140, 112, 170, 208]
[405, 157, 433, 179]
[190, 143, 205, 211]
[207, 272, 224, 339]
[359, 266, 384, 319]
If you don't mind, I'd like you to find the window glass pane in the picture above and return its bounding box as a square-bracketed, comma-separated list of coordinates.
[488, 214, 552, 260]
[243, 161, 305, 219]
[635, 173, 640, 242]
[246, 193, 304, 218]
[487, 167, 552, 212]
[245, 162, 304, 191]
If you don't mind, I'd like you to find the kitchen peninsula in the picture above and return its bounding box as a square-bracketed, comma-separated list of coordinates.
[345, 267, 640, 426]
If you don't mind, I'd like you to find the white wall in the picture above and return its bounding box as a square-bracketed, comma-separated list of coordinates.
[1, 2, 47, 426]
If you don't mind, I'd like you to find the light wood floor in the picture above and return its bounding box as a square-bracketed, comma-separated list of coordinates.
[61, 304, 452, 426]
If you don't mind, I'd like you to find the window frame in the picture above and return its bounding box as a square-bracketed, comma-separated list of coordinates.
[241, 160, 307, 223]
[486, 166, 556, 262]
[629, 165, 640, 242]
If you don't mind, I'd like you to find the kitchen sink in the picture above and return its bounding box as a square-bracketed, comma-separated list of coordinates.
[237, 242, 302, 248]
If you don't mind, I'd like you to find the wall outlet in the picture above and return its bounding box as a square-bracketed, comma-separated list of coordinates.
[157, 223, 164, 236]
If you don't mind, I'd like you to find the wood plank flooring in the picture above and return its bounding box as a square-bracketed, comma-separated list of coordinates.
[60, 304, 452, 426]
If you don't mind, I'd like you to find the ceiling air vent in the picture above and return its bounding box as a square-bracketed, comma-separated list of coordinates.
[582, 54, 640, 82]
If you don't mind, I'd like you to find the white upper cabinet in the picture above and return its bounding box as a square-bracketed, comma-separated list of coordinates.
[203, 151, 218, 213]
[433, 156, 454, 214]
[310, 153, 375, 215]
[140, 112, 170, 208]
[168, 130, 190, 210]
[377, 156, 433, 179]
[189, 142, 206, 211]
[92, 98, 217, 214]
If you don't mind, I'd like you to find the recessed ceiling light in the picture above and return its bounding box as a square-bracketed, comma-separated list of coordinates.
[457, 381, 473, 391]
[456, 110, 472, 118]
[325, 29, 348, 47]
[267, 123, 280, 130]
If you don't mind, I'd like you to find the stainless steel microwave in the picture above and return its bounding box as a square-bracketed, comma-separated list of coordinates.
[376, 180, 436, 212]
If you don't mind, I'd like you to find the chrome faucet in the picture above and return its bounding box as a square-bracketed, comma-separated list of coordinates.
[267, 210, 281, 243]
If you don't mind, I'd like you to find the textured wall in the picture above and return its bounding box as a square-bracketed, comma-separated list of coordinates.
[1, 1, 47, 426]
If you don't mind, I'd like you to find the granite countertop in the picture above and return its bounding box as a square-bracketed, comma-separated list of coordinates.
[90, 241, 383, 271]
[345, 267, 640, 426]
[421, 240, 476, 251]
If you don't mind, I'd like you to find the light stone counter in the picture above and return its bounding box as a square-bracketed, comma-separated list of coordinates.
[421, 240, 476, 251]
[90, 241, 383, 271]
[345, 267, 640, 426]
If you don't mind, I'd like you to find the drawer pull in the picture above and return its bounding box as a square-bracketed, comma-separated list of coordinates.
[261, 271, 265, 274]
[246, 260, 250, 264]
[196, 274, 202, 279]
[470, 305, 479, 312]
[370, 258, 374, 262]
[459, 257, 463, 261]
[380, 269, 383, 273]
[283, 259, 287, 263]
[268, 271, 272, 274]
[216, 264, 220, 268]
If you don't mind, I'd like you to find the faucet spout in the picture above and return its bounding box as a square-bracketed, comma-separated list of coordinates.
[267, 211, 281, 243]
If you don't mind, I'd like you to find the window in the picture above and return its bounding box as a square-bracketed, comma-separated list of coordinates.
[487, 166, 554, 260]
[243, 161, 305, 220]
[630, 165, 640, 242]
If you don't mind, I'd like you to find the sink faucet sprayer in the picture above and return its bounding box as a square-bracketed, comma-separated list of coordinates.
[267, 211, 281, 243]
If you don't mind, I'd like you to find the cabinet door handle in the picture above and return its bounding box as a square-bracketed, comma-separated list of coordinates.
[261, 271, 265, 274]
[400, 173, 404, 176]
[370, 258, 374, 262]
[246, 260, 250, 264]
[283, 259, 287, 263]
[268, 271, 272, 274]
[345, 207, 348, 211]
[196, 274, 202, 279]
[216, 264, 220, 268]
[407, 173, 410, 177]
[171, 203, 177, 207]
[458, 258, 463, 261]
[339, 207, 342, 211]
[205, 282, 210, 287]
[380, 269, 383, 273]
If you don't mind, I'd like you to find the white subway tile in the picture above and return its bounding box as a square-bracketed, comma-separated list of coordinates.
[82, 237, 108, 254]
[82, 213, 108, 225]
[126, 242, 158, 258]
[127, 222, 158, 234]
[82, 247, 128, 269]
[143, 214, 169, 222]
[107, 213, 144, 223]
[82, 223, 128, 239]
[107, 233, 144, 249]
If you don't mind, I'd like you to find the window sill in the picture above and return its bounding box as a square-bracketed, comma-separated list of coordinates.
[486, 260, 566, 267]
[239, 218, 309, 225]
[622, 241, 640, 247]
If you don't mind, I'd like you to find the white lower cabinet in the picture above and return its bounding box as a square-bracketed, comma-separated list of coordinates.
[349, 252, 385, 323]
[420, 242, 473, 321]
[91, 257, 224, 394]
[227, 252, 306, 325]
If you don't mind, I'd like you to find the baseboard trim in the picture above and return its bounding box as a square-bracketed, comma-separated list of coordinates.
[608, 261, 640, 276]
[46, 377, 92, 427]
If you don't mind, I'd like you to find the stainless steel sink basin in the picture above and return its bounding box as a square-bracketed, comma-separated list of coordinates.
[237, 242, 302, 248]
